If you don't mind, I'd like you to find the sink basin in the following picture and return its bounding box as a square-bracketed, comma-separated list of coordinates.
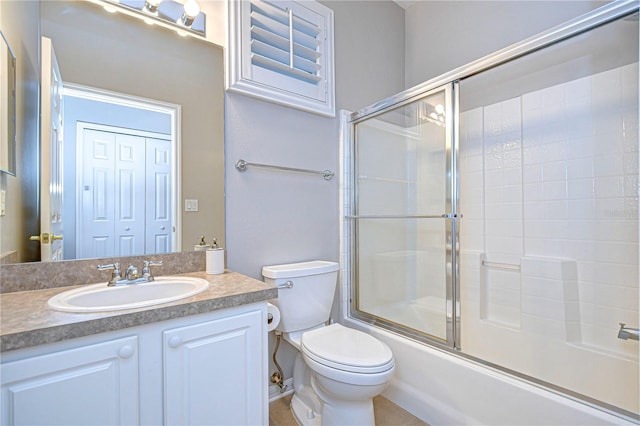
[48, 276, 210, 313]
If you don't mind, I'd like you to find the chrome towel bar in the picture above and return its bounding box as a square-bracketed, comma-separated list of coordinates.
[235, 159, 334, 181]
[482, 260, 521, 271]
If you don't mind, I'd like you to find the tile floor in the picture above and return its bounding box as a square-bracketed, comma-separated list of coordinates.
[269, 394, 428, 426]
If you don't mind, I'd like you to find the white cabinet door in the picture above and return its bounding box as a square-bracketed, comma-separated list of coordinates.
[163, 309, 265, 425]
[0, 336, 139, 426]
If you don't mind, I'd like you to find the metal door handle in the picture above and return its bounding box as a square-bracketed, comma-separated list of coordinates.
[29, 233, 50, 244]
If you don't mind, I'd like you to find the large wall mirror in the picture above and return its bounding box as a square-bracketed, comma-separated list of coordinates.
[0, 0, 224, 264]
[0, 31, 16, 176]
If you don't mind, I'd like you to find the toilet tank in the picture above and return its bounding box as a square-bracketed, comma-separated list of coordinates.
[262, 261, 339, 333]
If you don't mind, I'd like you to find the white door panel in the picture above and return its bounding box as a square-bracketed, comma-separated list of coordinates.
[82, 129, 116, 258]
[115, 134, 145, 256]
[39, 37, 64, 261]
[146, 138, 172, 254]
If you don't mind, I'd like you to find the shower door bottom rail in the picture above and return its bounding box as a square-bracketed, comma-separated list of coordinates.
[345, 213, 462, 219]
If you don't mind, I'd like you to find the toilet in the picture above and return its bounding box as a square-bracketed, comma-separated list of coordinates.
[263, 260, 395, 426]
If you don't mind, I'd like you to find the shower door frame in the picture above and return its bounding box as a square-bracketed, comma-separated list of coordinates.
[348, 83, 461, 349]
[344, 0, 639, 421]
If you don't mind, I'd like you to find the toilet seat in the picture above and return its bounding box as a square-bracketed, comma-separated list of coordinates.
[301, 324, 394, 374]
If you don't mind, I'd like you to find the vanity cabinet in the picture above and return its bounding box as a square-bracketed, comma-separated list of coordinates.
[0, 303, 267, 425]
[0, 336, 139, 425]
[164, 309, 264, 425]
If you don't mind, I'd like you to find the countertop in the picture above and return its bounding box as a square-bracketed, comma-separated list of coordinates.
[0, 270, 278, 353]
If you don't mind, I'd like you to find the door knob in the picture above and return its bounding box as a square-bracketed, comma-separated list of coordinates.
[51, 234, 63, 241]
[29, 233, 50, 244]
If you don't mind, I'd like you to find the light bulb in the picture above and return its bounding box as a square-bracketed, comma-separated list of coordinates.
[435, 104, 445, 114]
[183, 0, 200, 18]
[144, 0, 161, 14]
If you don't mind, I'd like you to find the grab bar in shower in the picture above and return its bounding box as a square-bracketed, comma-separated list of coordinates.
[235, 159, 335, 181]
[481, 260, 521, 271]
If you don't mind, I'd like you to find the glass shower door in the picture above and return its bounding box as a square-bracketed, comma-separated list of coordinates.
[350, 85, 458, 346]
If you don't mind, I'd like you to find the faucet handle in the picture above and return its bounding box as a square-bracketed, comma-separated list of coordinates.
[97, 262, 122, 285]
[142, 260, 163, 279]
[97, 262, 120, 271]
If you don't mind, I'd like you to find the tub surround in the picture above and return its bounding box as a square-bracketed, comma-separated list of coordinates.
[0, 252, 278, 352]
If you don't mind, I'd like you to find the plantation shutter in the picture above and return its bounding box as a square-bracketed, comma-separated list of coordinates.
[227, 0, 335, 117]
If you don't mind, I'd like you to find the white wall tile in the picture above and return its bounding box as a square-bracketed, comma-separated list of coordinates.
[459, 62, 638, 359]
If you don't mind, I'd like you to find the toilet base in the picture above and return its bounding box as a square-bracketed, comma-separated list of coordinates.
[291, 393, 322, 426]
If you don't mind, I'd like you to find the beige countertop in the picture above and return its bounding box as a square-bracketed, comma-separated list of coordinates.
[0, 270, 278, 353]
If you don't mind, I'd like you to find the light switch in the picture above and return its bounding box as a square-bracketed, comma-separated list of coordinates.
[184, 199, 198, 212]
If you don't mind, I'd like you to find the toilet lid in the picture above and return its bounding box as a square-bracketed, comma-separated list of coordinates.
[301, 324, 393, 374]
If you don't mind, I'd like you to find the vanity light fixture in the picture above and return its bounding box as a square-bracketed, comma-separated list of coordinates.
[143, 0, 161, 14]
[180, 0, 200, 27]
[88, 0, 207, 39]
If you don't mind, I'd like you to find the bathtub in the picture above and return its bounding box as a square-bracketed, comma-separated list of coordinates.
[342, 316, 636, 425]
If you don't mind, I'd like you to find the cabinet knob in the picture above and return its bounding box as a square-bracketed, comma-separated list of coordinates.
[118, 345, 135, 359]
[168, 336, 182, 348]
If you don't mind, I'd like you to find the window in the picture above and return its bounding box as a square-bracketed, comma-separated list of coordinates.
[227, 0, 335, 117]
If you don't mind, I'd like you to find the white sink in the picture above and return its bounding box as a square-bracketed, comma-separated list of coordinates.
[48, 276, 210, 313]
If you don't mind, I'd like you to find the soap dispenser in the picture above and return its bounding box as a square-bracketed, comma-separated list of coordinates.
[206, 238, 225, 274]
[194, 235, 209, 251]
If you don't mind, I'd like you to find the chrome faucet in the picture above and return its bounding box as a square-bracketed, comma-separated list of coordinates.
[98, 260, 163, 286]
[125, 264, 140, 281]
[617, 323, 639, 341]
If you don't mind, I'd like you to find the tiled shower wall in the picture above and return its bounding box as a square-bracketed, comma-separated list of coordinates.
[459, 62, 639, 411]
[460, 62, 638, 355]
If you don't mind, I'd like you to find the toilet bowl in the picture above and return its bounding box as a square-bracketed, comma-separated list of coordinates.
[263, 261, 394, 426]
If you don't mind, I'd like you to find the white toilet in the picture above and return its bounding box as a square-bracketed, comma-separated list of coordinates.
[263, 260, 395, 426]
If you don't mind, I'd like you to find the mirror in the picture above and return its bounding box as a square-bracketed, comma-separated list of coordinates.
[1, 0, 225, 264]
[0, 31, 16, 176]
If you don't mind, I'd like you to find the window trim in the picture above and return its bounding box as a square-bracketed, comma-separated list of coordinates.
[226, 0, 335, 117]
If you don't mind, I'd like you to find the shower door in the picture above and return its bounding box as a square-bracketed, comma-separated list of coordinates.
[349, 85, 459, 346]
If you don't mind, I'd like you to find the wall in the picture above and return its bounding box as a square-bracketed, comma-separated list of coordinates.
[41, 0, 225, 253]
[0, 1, 40, 263]
[404, 0, 607, 87]
[224, 0, 405, 386]
[225, 0, 405, 275]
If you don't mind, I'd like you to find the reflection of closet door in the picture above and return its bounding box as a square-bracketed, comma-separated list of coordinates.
[114, 133, 146, 256]
[80, 128, 116, 258]
[80, 129, 145, 258]
[145, 138, 172, 254]
[78, 124, 172, 259]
